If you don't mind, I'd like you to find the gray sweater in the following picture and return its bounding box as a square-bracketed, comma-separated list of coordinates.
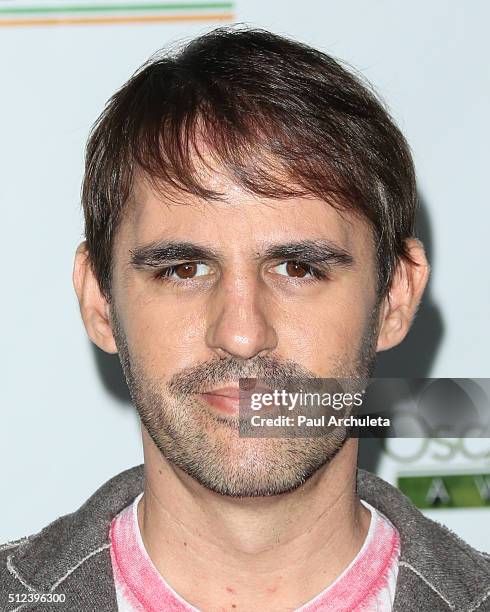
[1, 466, 489, 611]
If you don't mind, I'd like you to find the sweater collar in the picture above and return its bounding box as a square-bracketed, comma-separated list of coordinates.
[8, 465, 490, 610]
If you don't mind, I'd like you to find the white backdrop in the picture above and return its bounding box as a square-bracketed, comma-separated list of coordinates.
[1, 0, 489, 549]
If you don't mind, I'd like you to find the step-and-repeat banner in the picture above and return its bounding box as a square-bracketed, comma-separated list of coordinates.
[0, 0, 234, 26]
[1, 0, 488, 551]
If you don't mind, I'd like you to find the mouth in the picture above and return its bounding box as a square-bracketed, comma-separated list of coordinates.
[199, 383, 275, 416]
[199, 387, 241, 415]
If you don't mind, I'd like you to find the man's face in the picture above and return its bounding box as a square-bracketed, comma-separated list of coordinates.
[109, 172, 381, 497]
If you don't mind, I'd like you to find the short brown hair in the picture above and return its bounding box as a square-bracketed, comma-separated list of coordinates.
[82, 26, 417, 301]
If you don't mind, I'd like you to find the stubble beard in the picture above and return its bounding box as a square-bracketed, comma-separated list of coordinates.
[110, 307, 379, 498]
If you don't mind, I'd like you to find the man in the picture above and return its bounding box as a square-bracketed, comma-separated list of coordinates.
[1, 26, 488, 612]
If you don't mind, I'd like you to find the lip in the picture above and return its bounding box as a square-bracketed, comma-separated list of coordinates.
[200, 387, 241, 415]
[199, 384, 276, 415]
[203, 386, 242, 399]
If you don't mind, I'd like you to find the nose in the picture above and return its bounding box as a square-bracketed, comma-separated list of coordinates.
[205, 275, 278, 360]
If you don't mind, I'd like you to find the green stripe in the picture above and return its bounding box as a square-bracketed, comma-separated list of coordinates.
[0, 3, 233, 16]
[398, 473, 490, 509]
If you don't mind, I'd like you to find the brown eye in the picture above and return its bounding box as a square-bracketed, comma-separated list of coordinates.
[273, 260, 316, 279]
[160, 261, 211, 281]
[174, 262, 198, 279]
[285, 261, 310, 277]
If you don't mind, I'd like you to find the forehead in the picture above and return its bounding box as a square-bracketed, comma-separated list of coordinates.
[117, 174, 374, 258]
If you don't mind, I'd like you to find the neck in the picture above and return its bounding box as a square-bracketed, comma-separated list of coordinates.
[138, 428, 370, 610]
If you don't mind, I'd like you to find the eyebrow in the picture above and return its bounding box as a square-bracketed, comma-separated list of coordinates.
[130, 241, 221, 268]
[260, 240, 354, 268]
[129, 239, 354, 269]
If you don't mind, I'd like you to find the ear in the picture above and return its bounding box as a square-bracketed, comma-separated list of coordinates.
[376, 238, 430, 352]
[72, 242, 118, 354]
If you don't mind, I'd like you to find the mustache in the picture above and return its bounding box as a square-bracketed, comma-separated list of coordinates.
[168, 355, 316, 398]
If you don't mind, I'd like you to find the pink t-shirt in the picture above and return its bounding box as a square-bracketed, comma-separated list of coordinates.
[110, 494, 400, 611]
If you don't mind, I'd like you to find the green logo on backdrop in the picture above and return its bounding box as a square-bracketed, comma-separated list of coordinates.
[398, 473, 490, 509]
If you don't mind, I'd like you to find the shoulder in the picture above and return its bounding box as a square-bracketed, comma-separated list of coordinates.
[0, 465, 144, 611]
[0, 536, 32, 578]
[0, 537, 35, 609]
[357, 469, 490, 611]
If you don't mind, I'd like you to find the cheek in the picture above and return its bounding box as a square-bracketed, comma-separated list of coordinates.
[275, 285, 375, 373]
[117, 294, 209, 374]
